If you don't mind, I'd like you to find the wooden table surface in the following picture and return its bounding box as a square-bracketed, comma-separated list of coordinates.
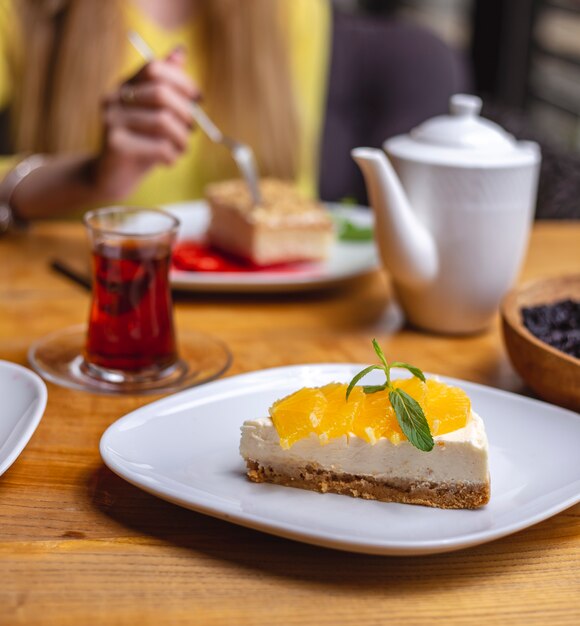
[0, 221, 579, 625]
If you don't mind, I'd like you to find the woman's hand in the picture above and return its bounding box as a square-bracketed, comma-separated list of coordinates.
[94, 47, 199, 201]
[6, 48, 198, 221]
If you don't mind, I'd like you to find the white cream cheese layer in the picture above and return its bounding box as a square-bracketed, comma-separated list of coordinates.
[240, 412, 489, 485]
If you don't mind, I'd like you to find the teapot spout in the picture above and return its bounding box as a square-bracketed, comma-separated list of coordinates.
[352, 147, 438, 288]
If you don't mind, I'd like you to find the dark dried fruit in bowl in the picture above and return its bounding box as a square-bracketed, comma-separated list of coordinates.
[521, 299, 580, 359]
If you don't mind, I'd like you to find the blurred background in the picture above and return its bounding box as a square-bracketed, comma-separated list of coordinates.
[1, 0, 579, 219]
[360, 0, 580, 150]
[353, 0, 580, 149]
[329, 0, 580, 219]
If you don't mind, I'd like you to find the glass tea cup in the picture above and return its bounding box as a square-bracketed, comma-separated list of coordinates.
[82, 207, 180, 384]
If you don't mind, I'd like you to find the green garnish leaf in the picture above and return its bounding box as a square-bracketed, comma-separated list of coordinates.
[333, 211, 374, 242]
[389, 389, 434, 452]
[362, 384, 387, 394]
[371, 339, 389, 370]
[345, 365, 382, 401]
[390, 362, 426, 383]
[337, 220, 373, 242]
[345, 339, 434, 452]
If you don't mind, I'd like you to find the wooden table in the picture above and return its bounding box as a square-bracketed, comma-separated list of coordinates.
[1, 221, 579, 625]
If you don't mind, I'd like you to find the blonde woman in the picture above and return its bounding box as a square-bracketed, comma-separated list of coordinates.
[0, 0, 330, 227]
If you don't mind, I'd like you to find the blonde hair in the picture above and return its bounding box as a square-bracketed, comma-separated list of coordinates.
[13, 0, 299, 179]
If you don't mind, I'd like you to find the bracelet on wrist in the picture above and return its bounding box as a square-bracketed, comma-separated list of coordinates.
[0, 155, 47, 234]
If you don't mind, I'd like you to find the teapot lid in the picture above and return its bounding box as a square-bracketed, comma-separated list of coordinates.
[384, 94, 539, 167]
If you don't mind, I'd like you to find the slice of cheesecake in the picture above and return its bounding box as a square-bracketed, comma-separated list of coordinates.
[239, 378, 490, 510]
[206, 178, 334, 266]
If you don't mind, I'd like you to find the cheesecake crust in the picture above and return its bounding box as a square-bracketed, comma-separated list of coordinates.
[245, 460, 490, 510]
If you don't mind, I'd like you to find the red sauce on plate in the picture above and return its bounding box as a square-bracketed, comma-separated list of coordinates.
[172, 242, 309, 274]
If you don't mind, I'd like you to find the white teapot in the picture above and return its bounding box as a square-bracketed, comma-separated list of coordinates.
[352, 94, 541, 334]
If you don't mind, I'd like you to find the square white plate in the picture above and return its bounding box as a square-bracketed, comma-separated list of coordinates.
[100, 364, 580, 556]
[166, 202, 379, 292]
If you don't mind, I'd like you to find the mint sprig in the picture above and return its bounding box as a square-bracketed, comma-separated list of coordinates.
[337, 219, 373, 241]
[346, 339, 434, 452]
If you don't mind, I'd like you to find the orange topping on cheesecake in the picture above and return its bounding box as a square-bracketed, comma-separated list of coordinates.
[269, 379, 471, 449]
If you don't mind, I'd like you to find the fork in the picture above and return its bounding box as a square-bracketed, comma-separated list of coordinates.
[128, 31, 262, 205]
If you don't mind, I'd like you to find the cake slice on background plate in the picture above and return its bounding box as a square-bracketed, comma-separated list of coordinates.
[206, 178, 334, 266]
[240, 340, 490, 509]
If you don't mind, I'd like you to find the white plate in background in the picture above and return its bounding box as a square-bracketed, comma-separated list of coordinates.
[100, 364, 580, 556]
[165, 201, 379, 293]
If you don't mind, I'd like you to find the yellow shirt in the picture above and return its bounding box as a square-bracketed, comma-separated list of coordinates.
[0, 0, 330, 205]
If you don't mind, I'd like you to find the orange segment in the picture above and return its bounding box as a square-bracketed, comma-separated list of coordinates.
[316, 383, 363, 443]
[352, 390, 402, 444]
[268, 379, 470, 447]
[269, 387, 327, 449]
[423, 379, 470, 435]
[394, 377, 428, 406]
[394, 378, 470, 435]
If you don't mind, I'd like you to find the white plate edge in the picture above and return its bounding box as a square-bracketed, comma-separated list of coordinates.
[0, 361, 48, 476]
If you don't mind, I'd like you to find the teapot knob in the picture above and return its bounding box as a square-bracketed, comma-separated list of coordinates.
[450, 94, 482, 117]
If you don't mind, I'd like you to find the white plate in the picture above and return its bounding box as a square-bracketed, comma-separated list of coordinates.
[165, 201, 379, 292]
[100, 364, 580, 556]
[0, 361, 47, 477]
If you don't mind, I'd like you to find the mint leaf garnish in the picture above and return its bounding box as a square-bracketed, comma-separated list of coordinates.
[346, 339, 433, 452]
[372, 339, 389, 371]
[345, 365, 382, 401]
[390, 362, 426, 383]
[389, 389, 434, 451]
[362, 384, 387, 394]
[338, 220, 373, 241]
[333, 214, 374, 242]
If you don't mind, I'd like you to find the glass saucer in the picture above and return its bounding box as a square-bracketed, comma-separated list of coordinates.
[28, 325, 232, 396]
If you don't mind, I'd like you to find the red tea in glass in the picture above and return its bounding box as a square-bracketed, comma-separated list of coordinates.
[83, 207, 180, 383]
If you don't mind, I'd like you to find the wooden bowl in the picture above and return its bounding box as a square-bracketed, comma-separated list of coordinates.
[501, 275, 580, 411]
